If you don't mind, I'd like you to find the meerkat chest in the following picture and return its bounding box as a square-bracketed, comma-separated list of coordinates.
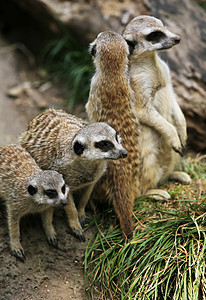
[153, 79, 174, 121]
[153, 85, 172, 115]
[132, 62, 173, 120]
[61, 160, 106, 190]
[153, 58, 174, 119]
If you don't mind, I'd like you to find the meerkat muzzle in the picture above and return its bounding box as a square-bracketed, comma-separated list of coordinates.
[119, 149, 128, 158]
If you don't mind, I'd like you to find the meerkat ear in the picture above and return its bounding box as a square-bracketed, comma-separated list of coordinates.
[28, 185, 38, 196]
[89, 44, 97, 56]
[73, 141, 85, 156]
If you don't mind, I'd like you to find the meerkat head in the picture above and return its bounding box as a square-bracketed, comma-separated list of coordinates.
[27, 170, 69, 206]
[123, 15, 180, 56]
[72, 122, 127, 161]
[89, 31, 129, 72]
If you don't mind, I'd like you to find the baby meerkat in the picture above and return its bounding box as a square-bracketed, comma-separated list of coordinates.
[0, 144, 69, 261]
[19, 109, 127, 240]
[123, 15, 191, 199]
[86, 31, 142, 237]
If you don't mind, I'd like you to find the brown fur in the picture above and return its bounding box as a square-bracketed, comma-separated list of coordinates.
[86, 31, 142, 236]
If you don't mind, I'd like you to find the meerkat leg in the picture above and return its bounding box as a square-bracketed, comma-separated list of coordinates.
[139, 106, 183, 155]
[146, 189, 171, 201]
[64, 193, 85, 242]
[168, 171, 191, 185]
[7, 206, 25, 262]
[77, 184, 94, 227]
[41, 208, 58, 248]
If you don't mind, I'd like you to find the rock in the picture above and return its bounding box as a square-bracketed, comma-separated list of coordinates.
[149, 0, 206, 152]
[0, 36, 28, 146]
[14, 0, 206, 152]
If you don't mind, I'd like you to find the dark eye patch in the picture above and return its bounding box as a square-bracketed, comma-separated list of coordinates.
[115, 131, 119, 142]
[28, 185, 37, 196]
[95, 140, 114, 152]
[73, 141, 85, 156]
[125, 40, 137, 55]
[146, 31, 165, 42]
[45, 189, 58, 199]
[61, 184, 66, 194]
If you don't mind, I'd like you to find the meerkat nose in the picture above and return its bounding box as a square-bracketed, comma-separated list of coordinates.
[174, 35, 180, 45]
[120, 149, 128, 158]
[61, 199, 67, 206]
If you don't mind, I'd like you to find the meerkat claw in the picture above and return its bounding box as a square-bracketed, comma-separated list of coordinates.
[172, 146, 184, 157]
[181, 144, 186, 154]
[71, 227, 85, 242]
[49, 237, 58, 249]
[12, 249, 26, 262]
[79, 214, 86, 228]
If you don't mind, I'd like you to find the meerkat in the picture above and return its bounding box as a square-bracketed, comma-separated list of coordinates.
[0, 144, 69, 261]
[19, 108, 127, 239]
[86, 31, 142, 237]
[122, 15, 191, 199]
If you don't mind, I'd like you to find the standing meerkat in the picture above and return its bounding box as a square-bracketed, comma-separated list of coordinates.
[86, 31, 142, 237]
[123, 15, 191, 199]
[0, 144, 69, 261]
[19, 108, 127, 240]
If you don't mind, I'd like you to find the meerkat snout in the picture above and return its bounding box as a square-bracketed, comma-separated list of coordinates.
[119, 149, 128, 158]
[171, 34, 180, 45]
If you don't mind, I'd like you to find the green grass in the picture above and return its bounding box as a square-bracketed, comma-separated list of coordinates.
[40, 29, 94, 111]
[194, 0, 206, 10]
[179, 155, 206, 180]
[84, 156, 206, 299]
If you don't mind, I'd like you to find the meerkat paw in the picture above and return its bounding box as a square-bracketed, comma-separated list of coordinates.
[48, 235, 58, 249]
[68, 215, 85, 241]
[177, 127, 187, 149]
[12, 247, 26, 262]
[169, 171, 191, 185]
[146, 189, 172, 201]
[70, 226, 85, 242]
[172, 141, 184, 156]
[79, 213, 86, 228]
[170, 131, 184, 156]
[42, 219, 58, 248]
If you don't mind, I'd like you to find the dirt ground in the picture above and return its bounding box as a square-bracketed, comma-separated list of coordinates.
[0, 209, 92, 300]
[0, 11, 92, 300]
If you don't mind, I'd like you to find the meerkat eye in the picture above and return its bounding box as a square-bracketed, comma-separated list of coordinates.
[28, 185, 38, 196]
[95, 140, 114, 152]
[125, 40, 137, 55]
[45, 189, 58, 199]
[61, 184, 66, 194]
[146, 31, 165, 42]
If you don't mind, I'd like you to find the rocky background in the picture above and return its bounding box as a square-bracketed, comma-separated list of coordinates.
[13, 0, 206, 153]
